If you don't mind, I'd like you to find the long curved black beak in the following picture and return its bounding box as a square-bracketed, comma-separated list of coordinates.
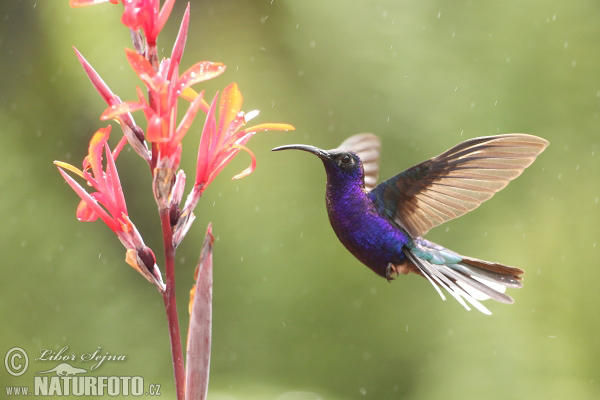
[271, 144, 331, 160]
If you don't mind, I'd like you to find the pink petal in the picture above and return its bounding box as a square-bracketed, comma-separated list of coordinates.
[76, 198, 99, 222]
[125, 48, 157, 81]
[178, 62, 226, 92]
[156, 0, 177, 43]
[87, 127, 112, 196]
[168, 3, 189, 77]
[104, 142, 128, 218]
[222, 112, 247, 143]
[206, 147, 240, 185]
[100, 101, 146, 120]
[195, 93, 219, 187]
[231, 144, 257, 180]
[242, 123, 296, 133]
[174, 90, 205, 144]
[218, 83, 243, 138]
[74, 47, 119, 106]
[112, 135, 128, 160]
[57, 168, 119, 231]
[146, 114, 168, 143]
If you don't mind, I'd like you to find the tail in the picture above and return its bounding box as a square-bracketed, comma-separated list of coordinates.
[402, 238, 523, 315]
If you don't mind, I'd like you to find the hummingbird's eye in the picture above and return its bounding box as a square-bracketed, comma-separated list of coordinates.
[341, 154, 352, 164]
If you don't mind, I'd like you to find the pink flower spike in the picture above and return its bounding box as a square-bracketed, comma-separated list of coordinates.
[74, 47, 120, 106]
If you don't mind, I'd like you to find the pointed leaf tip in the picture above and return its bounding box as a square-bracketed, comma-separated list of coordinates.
[186, 223, 214, 400]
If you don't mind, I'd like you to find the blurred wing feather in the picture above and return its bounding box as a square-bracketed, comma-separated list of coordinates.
[371, 134, 549, 237]
[339, 134, 381, 191]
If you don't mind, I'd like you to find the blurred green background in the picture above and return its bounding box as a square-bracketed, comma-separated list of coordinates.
[1, 1, 599, 399]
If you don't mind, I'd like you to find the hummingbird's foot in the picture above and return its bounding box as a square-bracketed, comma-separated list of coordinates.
[385, 264, 399, 282]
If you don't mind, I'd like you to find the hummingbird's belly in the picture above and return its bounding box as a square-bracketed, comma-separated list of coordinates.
[328, 205, 410, 278]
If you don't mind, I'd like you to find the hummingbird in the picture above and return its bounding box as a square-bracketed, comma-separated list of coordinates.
[272, 134, 548, 314]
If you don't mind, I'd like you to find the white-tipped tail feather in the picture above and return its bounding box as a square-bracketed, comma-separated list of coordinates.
[402, 242, 523, 315]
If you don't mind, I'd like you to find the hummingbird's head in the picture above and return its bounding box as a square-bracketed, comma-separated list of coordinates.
[272, 144, 365, 186]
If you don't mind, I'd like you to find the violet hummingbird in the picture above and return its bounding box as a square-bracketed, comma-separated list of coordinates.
[273, 134, 548, 314]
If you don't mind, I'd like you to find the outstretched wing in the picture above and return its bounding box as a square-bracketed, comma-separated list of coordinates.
[339, 134, 381, 191]
[369, 134, 549, 238]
